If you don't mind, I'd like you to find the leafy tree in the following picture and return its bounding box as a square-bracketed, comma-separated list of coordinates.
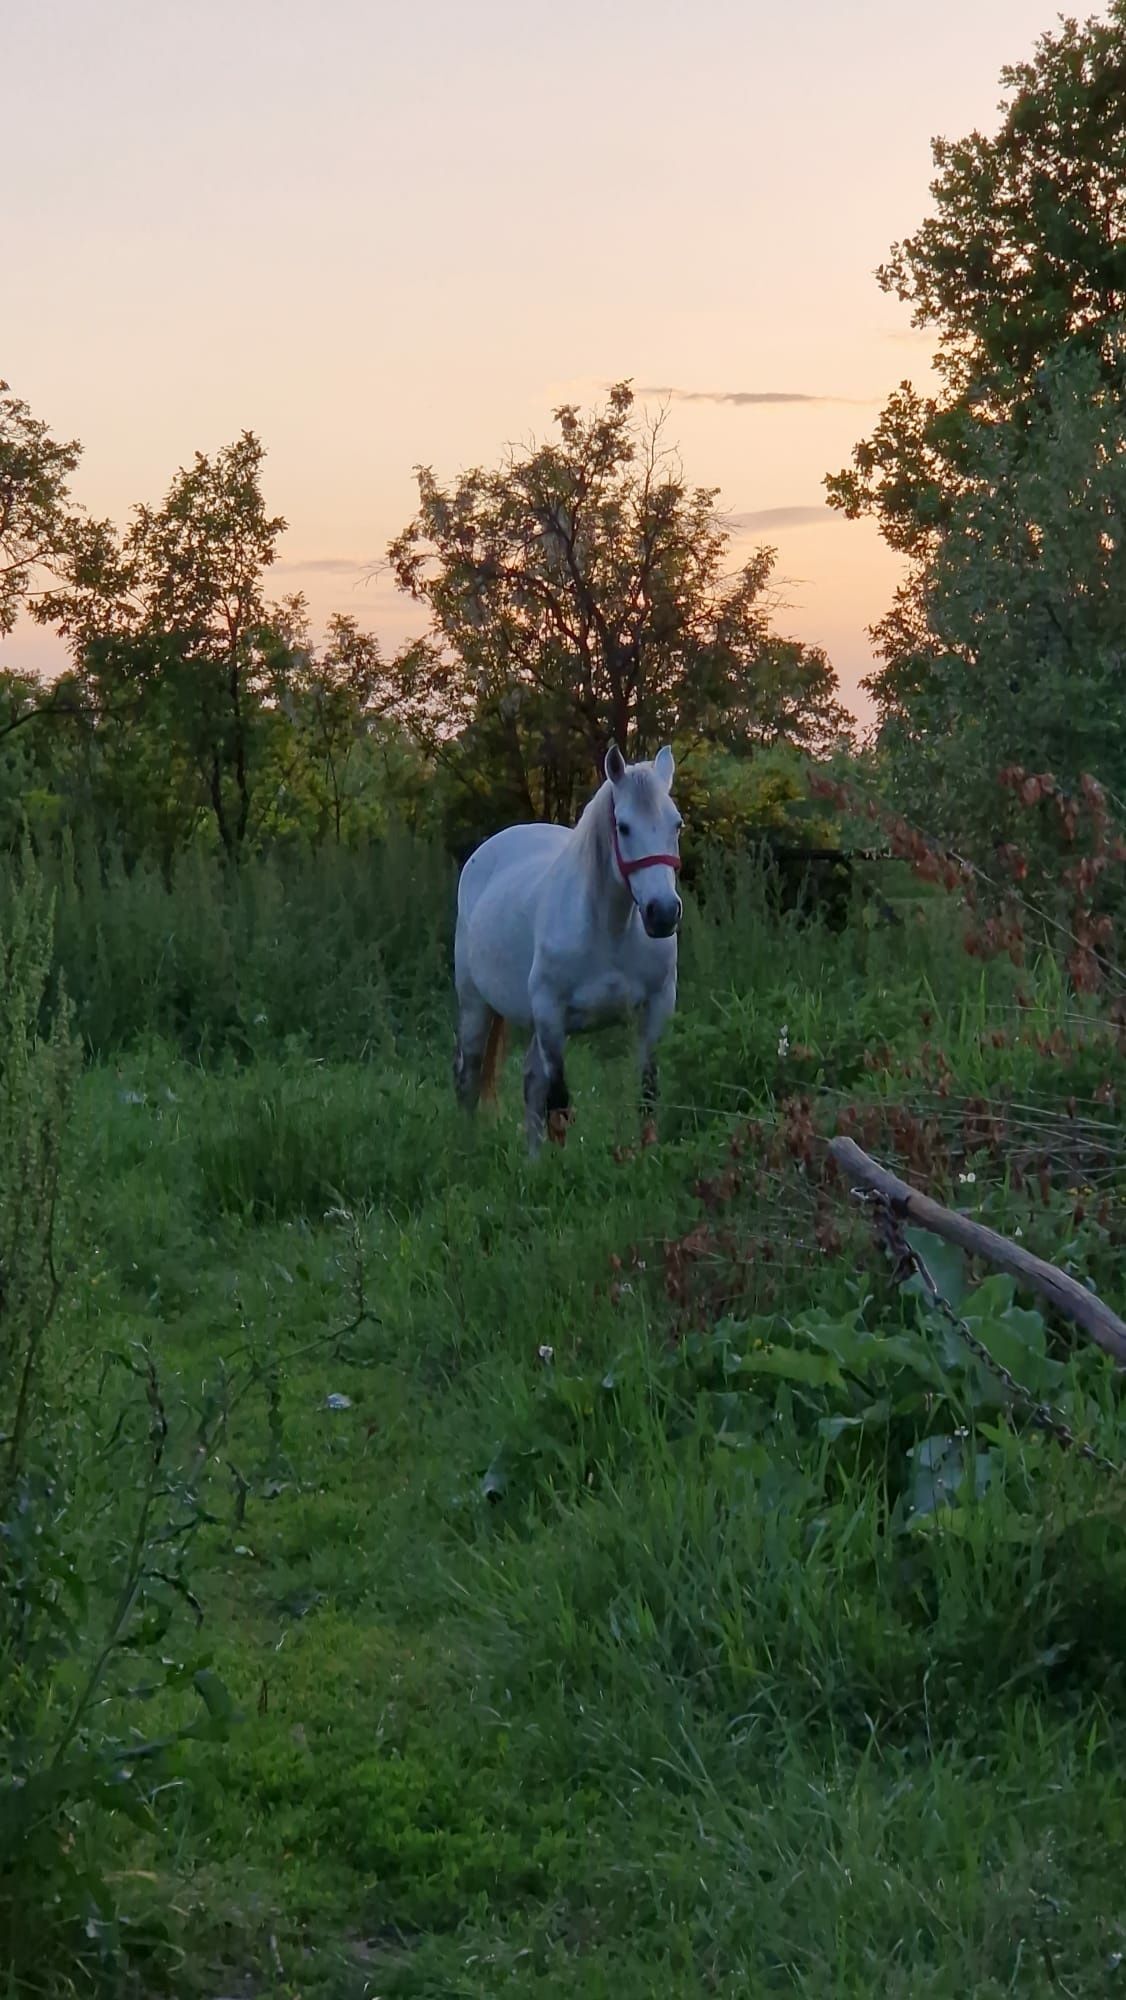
[672, 739, 840, 852]
[825, 0, 1126, 937]
[0, 380, 114, 801]
[827, 2, 1126, 557]
[0, 380, 87, 638]
[390, 383, 849, 823]
[43, 434, 288, 858]
[863, 336, 1126, 853]
[295, 611, 389, 844]
[823, 323, 1126, 993]
[261, 601, 415, 845]
[0, 671, 97, 845]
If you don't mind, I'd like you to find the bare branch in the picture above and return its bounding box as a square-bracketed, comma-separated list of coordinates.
[830, 1135, 1126, 1364]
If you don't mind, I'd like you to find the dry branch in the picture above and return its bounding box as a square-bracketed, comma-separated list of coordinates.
[829, 1135, 1126, 1367]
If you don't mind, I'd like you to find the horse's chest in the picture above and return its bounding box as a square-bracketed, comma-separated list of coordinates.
[567, 963, 648, 1028]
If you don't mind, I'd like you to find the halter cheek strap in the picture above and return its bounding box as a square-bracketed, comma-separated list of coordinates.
[611, 809, 682, 886]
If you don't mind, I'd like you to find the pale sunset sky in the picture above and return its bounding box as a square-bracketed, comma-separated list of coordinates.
[6, 0, 1082, 717]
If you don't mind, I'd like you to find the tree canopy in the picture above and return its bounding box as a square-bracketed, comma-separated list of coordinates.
[390, 382, 849, 824]
[0, 380, 84, 637]
[865, 334, 1126, 846]
[1, 374, 851, 863]
[822, 2, 1126, 968]
[827, 2, 1126, 559]
[3, 427, 421, 860]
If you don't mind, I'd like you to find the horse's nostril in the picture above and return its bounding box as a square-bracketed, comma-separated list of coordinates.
[644, 898, 680, 936]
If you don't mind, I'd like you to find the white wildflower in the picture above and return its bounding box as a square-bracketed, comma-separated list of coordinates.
[777, 1024, 790, 1059]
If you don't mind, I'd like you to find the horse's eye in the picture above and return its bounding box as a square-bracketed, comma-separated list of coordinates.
[618, 822, 631, 838]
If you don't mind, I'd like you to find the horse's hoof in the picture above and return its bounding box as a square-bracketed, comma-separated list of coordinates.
[547, 1107, 574, 1147]
[640, 1119, 658, 1149]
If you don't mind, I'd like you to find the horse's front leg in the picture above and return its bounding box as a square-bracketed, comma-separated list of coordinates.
[524, 998, 570, 1158]
[638, 977, 676, 1144]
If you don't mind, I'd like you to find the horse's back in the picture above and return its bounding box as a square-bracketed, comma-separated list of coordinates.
[456, 822, 569, 924]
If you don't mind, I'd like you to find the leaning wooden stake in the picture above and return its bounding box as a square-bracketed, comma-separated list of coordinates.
[829, 1135, 1126, 1368]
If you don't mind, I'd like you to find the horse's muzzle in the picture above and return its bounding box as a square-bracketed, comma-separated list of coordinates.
[642, 894, 683, 940]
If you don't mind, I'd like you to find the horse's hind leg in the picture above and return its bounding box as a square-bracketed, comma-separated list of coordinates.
[453, 986, 494, 1111]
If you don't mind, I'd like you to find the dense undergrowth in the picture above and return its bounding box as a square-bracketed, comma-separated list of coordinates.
[3, 835, 1126, 1997]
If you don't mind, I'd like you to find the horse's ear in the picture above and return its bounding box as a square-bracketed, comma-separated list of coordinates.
[654, 744, 676, 790]
[605, 743, 627, 784]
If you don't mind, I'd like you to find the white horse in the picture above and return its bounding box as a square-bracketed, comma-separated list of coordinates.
[453, 742, 683, 1153]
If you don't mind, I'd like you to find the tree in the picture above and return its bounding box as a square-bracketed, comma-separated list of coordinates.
[253, 599, 426, 847]
[0, 672, 90, 845]
[0, 380, 86, 638]
[826, 2, 1126, 556]
[390, 383, 849, 824]
[824, 0, 1126, 930]
[863, 336, 1126, 855]
[43, 434, 288, 858]
[28, 440, 430, 861]
[279, 606, 395, 844]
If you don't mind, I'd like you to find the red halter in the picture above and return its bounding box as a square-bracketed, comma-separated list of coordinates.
[611, 807, 682, 886]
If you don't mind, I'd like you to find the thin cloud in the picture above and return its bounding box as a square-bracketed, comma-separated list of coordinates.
[274, 555, 381, 577]
[640, 385, 872, 407]
[728, 504, 840, 531]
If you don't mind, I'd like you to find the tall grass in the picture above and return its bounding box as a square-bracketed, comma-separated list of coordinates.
[4, 830, 1126, 1996]
[1, 828, 1000, 1069]
[1, 829, 455, 1061]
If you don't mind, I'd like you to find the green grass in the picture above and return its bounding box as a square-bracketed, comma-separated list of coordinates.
[11, 853, 1126, 1997]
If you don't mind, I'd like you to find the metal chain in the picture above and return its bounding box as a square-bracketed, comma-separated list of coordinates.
[852, 1184, 1119, 1476]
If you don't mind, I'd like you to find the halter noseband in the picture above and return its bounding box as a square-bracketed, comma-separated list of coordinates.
[611, 806, 682, 886]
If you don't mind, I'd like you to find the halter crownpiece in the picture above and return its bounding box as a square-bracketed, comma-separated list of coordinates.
[611, 806, 682, 884]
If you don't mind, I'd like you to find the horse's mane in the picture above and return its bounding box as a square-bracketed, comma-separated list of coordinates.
[568, 779, 614, 885]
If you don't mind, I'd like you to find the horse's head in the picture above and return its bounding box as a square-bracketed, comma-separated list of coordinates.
[605, 742, 683, 939]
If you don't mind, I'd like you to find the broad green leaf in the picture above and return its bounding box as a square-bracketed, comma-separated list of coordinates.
[907, 1434, 994, 1518]
[192, 1667, 238, 1725]
[903, 1229, 968, 1308]
[962, 1273, 1017, 1321]
[962, 1317, 1065, 1396]
[819, 1400, 893, 1440]
[739, 1346, 845, 1389]
[796, 1309, 946, 1387]
[963, 1279, 1046, 1353]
